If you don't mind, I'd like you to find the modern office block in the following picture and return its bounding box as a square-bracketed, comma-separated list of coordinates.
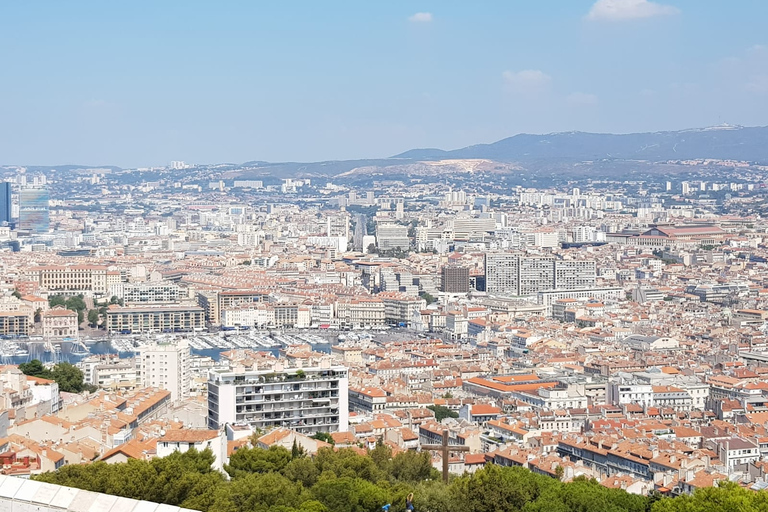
[0, 182, 11, 226]
[441, 265, 470, 293]
[18, 187, 49, 233]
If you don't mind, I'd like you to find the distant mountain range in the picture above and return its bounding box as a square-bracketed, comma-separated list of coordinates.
[8, 125, 768, 179]
[392, 124, 768, 163]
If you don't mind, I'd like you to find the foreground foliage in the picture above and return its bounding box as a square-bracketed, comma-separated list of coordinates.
[34, 444, 767, 512]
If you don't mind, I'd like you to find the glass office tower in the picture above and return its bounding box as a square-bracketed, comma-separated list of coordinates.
[18, 187, 49, 233]
[0, 182, 10, 226]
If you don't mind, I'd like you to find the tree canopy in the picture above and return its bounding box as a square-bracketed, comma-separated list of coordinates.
[32, 443, 768, 512]
[427, 404, 459, 422]
[19, 360, 93, 393]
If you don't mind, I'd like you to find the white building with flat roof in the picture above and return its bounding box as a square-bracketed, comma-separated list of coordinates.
[138, 340, 190, 402]
[207, 358, 349, 435]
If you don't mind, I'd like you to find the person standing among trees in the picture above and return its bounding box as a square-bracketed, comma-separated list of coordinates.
[406, 492, 415, 512]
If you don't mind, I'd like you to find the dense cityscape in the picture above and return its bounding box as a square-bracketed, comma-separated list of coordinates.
[0, 146, 767, 506]
[4, 0, 768, 511]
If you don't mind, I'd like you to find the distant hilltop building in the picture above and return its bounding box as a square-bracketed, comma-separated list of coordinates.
[233, 180, 263, 189]
[170, 161, 189, 170]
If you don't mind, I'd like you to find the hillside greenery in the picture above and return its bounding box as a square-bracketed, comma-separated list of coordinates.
[34, 443, 765, 512]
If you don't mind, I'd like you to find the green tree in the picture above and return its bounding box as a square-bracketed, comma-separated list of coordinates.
[11, 290, 21, 299]
[291, 439, 306, 459]
[208, 472, 302, 512]
[65, 296, 86, 312]
[87, 309, 100, 327]
[19, 359, 52, 379]
[282, 456, 320, 488]
[49, 295, 66, 308]
[51, 362, 86, 393]
[225, 445, 293, 478]
[455, 465, 557, 512]
[420, 292, 436, 305]
[651, 481, 765, 512]
[369, 442, 392, 475]
[314, 447, 384, 483]
[36, 448, 222, 507]
[311, 477, 388, 512]
[427, 404, 459, 422]
[390, 450, 439, 482]
[525, 476, 647, 512]
[312, 432, 335, 445]
[63, 296, 87, 324]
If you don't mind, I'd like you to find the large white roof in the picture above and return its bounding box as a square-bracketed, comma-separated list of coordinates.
[0, 475, 198, 512]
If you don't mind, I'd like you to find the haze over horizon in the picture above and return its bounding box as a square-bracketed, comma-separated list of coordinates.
[2, 0, 767, 168]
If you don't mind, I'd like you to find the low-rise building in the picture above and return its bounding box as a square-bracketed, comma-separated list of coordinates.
[41, 305, 78, 339]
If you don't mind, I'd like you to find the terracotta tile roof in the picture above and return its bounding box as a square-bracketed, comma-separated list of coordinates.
[159, 429, 219, 443]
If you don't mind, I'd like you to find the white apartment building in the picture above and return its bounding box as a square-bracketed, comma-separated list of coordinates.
[157, 430, 227, 472]
[233, 180, 263, 188]
[525, 231, 560, 249]
[537, 287, 624, 315]
[607, 383, 654, 407]
[221, 304, 275, 328]
[485, 253, 597, 296]
[380, 293, 425, 326]
[138, 341, 190, 402]
[711, 438, 759, 471]
[27, 376, 60, 414]
[554, 260, 598, 290]
[95, 359, 139, 391]
[207, 359, 349, 434]
[109, 282, 181, 305]
[510, 386, 588, 410]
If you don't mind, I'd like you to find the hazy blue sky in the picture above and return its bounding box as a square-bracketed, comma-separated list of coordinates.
[1, 0, 767, 167]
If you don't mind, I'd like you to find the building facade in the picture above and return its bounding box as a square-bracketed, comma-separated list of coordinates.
[0, 182, 10, 226]
[41, 306, 78, 339]
[207, 360, 349, 434]
[106, 305, 206, 334]
[109, 282, 181, 305]
[18, 187, 49, 233]
[376, 223, 410, 251]
[25, 266, 120, 295]
[441, 265, 470, 294]
[0, 312, 31, 337]
[138, 341, 190, 402]
[485, 253, 597, 296]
